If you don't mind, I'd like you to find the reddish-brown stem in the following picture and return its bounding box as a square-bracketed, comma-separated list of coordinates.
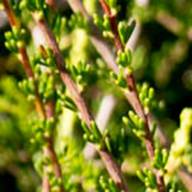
[66, 0, 192, 190]
[2, 0, 45, 118]
[126, 74, 154, 159]
[42, 176, 50, 192]
[33, 14, 130, 192]
[99, 0, 123, 51]
[2, 1, 64, 191]
[98, 149, 129, 191]
[2, 0, 18, 26]
[99, 1, 165, 191]
[67, 0, 119, 73]
[45, 101, 63, 180]
[46, 0, 57, 10]
[18, 47, 46, 118]
[18, 47, 34, 77]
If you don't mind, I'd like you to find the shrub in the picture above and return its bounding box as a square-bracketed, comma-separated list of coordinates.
[1, 0, 192, 191]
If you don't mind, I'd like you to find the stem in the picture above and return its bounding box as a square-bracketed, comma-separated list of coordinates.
[2, 0, 45, 118]
[84, 95, 116, 159]
[42, 176, 50, 192]
[99, 0, 123, 51]
[125, 74, 155, 159]
[67, 0, 119, 73]
[2, 0, 18, 26]
[99, 0, 165, 191]
[18, 47, 46, 118]
[178, 168, 192, 192]
[46, 0, 57, 10]
[44, 101, 63, 180]
[66, 0, 192, 190]
[2, 1, 64, 191]
[44, 101, 65, 192]
[33, 13, 130, 192]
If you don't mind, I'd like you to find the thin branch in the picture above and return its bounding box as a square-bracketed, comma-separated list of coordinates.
[2, 1, 64, 191]
[98, 0, 165, 191]
[65, 0, 166, 146]
[99, 0, 123, 51]
[2, 0, 45, 118]
[84, 95, 116, 159]
[67, 0, 119, 74]
[44, 101, 64, 182]
[46, 0, 57, 10]
[2, 0, 18, 26]
[178, 168, 192, 192]
[42, 175, 50, 192]
[32, 13, 130, 192]
[66, 0, 192, 190]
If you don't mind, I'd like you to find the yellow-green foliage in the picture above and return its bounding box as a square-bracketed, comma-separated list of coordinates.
[167, 108, 192, 173]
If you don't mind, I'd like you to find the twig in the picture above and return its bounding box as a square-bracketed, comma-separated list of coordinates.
[66, 0, 192, 190]
[46, 0, 57, 10]
[99, 0, 123, 51]
[65, 0, 167, 144]
[98, 0, 165, 191]
[32, 12, 130, 192]
[2, 1, 64, 191]
[67, 0, 119, 74]
[42, 175, 50, 192]
[44, 101, 65, 192]
[2, 0, 18, 26]
[178, 168, 192, 192]
[84, 95, 116, 159]
[2, 0, 45, 118]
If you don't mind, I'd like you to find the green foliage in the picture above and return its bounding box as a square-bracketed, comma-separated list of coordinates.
[106, 0, 117, 8]
[4, 27, 27, 52]
[153, 148, 168, 171]
[122, 110, 145, 139]
[67, 60, 92, 89]
[93, 13, 114, 38]
[98, 175, 118, 192]
[116, 48, 132, 68]
[51, 14, 67, 40]
[32, 47, 56, 68]
[69, 13, 88, 30]
[18, 78, 35, 101]
[167, 108, 192, 174]
[0, 77, 38, 191]
[81, 121, 102, 145]
[137, 83, 164, 113]
[30, 117, 55, 147]
[137, 168, 157, 190]
[1, 0, 192, 191]
[110, 69, 127, 88]
[118, 20, 136, 45]
[19, 0, 47, 11]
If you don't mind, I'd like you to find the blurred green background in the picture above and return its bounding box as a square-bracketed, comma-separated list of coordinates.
[0, 0, 192, 191]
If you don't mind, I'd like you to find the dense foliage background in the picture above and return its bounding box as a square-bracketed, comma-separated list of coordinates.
[1, 0, 192, 191]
